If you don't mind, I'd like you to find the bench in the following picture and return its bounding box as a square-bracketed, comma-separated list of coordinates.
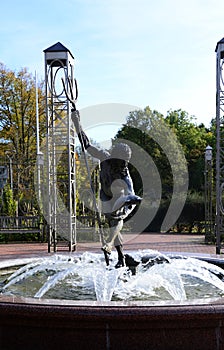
[0, 216, 43, 241]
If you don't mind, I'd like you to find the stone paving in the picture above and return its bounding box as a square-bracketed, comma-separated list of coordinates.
[0, 232, 221, 261]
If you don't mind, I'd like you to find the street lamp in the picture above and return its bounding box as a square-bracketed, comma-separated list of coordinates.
[205, 145, 212, 162]
[204, 145, 213, 243]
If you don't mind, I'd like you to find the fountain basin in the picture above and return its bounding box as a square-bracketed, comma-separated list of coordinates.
[0, 252, 224, 350]
[0, 296, 224, 350]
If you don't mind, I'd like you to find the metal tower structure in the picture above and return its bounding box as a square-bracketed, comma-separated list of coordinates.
[215, 38, 224, 254]
[44, 42, 76, 252]
[204, 145, 213, 243]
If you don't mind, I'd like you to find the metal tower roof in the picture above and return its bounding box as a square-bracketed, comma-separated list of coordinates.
[44, 42, 74, 58]
[215, 38, 224, 52]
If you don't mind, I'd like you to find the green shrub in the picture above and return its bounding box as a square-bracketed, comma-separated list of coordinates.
[1, 185, 16, 216]
[145, 192, 207, 233]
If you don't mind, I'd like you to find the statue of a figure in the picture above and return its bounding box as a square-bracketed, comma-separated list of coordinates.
[73, 111, 142, 268]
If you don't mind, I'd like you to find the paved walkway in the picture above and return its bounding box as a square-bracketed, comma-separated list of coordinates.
[0, 232, 221, 261]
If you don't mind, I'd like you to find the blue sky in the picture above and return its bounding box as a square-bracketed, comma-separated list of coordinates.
[1, 0, 224, 127]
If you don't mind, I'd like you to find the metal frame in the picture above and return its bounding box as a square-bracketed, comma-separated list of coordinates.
[44, 43, 76, 252]
[215, 38, 224, 254]
[204, 146, 213, 243]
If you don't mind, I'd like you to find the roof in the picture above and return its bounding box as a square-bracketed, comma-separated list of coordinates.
[43, 42, 74, 58]
[215, 38, 224, 52]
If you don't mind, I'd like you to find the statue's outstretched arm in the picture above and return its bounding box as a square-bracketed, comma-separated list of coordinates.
[71, 109, 109, 161]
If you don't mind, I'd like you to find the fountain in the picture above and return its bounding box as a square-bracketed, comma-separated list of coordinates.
[1, 250, 224, 302]
[0, 249, 224, 350]
[1, 39, 224, 350]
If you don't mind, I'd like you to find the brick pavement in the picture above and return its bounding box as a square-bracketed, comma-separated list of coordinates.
[123, 233, 217, 255]
[0, 232, 220, 261]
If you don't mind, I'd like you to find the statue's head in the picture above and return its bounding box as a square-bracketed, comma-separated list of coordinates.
[111, 143, 132, 161]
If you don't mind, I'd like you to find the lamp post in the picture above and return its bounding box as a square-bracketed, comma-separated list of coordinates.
[36, 152, 44, 205]
[5, 152, 14, 193]
[204, 145, 213, 243]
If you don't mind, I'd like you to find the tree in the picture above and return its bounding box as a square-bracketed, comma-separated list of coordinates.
[0, 63, 46, 209]
[165, 109, 215, 192]
[114, 106, 215, 232]
[115, 107, 176, 197]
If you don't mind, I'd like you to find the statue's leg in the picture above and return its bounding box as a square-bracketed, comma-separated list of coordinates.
[115, 245, 125, 268]
[100, 193, 113, 255]
[108, 218, 123, 246]
[101, 218, 123, 253]
[100, 191, 126, 266]
[108, 219, 125, 268]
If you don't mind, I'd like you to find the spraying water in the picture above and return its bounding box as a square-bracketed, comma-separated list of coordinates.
[1, 250, 224, 302]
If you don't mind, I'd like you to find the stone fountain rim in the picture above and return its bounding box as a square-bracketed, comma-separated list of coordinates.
[0, 293, 223, 308]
